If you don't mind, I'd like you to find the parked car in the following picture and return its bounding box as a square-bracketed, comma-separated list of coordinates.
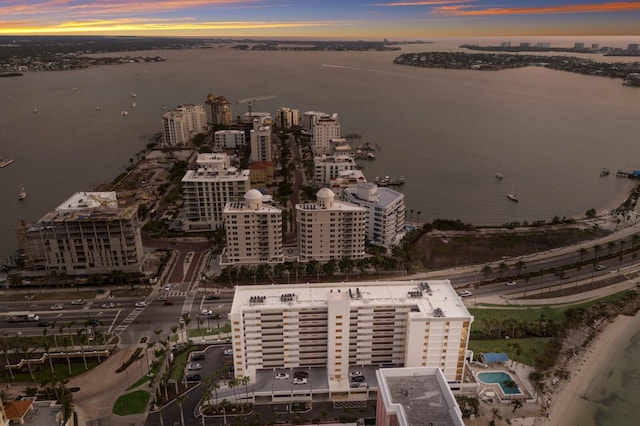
[595, 264, 607, 271]
[275, 373, 290, 380]
[505, 281, 517, 286]
[350, 381, 367, 388]
[187, 363, 202, 370]
[200, 309, 213, 316]
[351, 375, 365, 383]
[205, 295, 220, 300]
[349, 371, 363, 378]
[457, 290, 472, 297]
[190, 353, 205, 361]
[135, 301, 147, 307]
[101, 302, 115, 308]
[293, 377, 307, 385]
[223, 348, 233, 356]
[70, 299, 85, 305]
[293, 371, 309, 379]
[185, 374, 201, 382]
[50, 304, 64, 310]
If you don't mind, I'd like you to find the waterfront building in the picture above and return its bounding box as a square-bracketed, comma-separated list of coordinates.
[342, 182, 406, 248]
[15, 192, 143, 276]
[222, 189, 283, 265]
[376, 367, 464, 426]
[161, 103, 207, 146]
[250, 117, 273, 163]
[328, 169, 367, 194]
[501, 42, 511, 48]
[536, 42, 550, 48]
[248, 161, 275, 186]
[329, 138, 354, 157]
[628, 43, 639, 52]
[229, 280, 473, 386]
[302, 111, 329, 132]
[276, 107, 300, 129]
[204, 92, 232, 126]
[519, 42, 530, 48]
[312, 114, 341, 155]
[296, 188, 366, 262]
[574, 42, 585, 50]
[181, 153, 251, 232]
[313, 154, 358, 186]
[214, 129, 246, 150]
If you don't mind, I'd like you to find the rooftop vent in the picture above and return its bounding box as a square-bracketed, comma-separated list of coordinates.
[433, 307, 445, 317]
[250, 296, 266, 303]
[407, 290, 423, 298]
[280, 293, 295, 302]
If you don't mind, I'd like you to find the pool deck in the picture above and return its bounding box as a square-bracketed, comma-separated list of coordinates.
[468, 361, 538, 403]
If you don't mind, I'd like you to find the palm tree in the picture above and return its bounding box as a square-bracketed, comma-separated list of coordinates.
[416, 210, 422, 225]
[511, 399, 523, 413]
[593, 243, 601, 261]
[214, 313, 222, 341]
[240, 376, 251, 407]
[228, 378, 239, 405]
[498, 261, 508, 279]
[515, 259, 526, 276]
[50, 321, 59, 348]
[218, 399, 230, 424]
[43, 341, 55, 373]
[579, 247, 588, 264]
[176, 393, 186, 426]
[481, 264, 492, 282]
[76, 328, 88, 370]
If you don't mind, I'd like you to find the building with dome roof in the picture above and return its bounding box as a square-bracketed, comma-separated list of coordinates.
[222, 189, 283, 265]
[204, 92, 232, 126]
[296, 188, 367, 262]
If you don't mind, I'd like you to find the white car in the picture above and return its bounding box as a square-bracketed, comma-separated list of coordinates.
[223, 348, 233, 356]
[506, 281, 517, 286]
[595, 264, 607, 271]
[349, 371, 363, 378]
[135, 301, 147, 307]
[187, 363, 202, 370]
[164, 285, 171, 291]
[458, 290, 472, 297]
[293, 377, 307, 385]
[200, 309, 213, 316]
[275, 373, 289, 380]
[70, 299, 85, 305]
[50, 303, 64, 310]
[102, 302, 115, 308]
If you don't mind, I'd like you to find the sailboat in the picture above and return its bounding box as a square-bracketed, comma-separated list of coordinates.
[495, 172, 504, 180]
[32, 102, 38, 113]
[507, 184, 518, 202]
[18, 185, 26, 200]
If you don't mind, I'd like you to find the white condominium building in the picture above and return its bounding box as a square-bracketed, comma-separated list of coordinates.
[16, 192, 143, 275]
[296, 188, 366, 262]
[204, 92, 232, 126]
[223, 189, 283, 265]
[161, 104, 207, 146]
[313, 154, 358, 186]
[181, 153, 251, 232]
[229, 280, 473, 387]
[250, 118, 273, 163]
[342, 182, 406, 248]
[276, 107, 300, 129]
[302, 111, 329, 132]
[312, 114, 340, 155]
[214, 130, 246, 150]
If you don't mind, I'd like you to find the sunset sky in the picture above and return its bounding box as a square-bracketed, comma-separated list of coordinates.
[1, 0, 639, 38]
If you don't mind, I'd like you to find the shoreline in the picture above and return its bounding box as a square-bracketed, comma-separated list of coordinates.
[548, 312, 640, 425]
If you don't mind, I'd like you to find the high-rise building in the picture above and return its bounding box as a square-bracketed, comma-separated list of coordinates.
[161, 104, 207, 146]
[229, 280, 473, 385]
[15, 192, 143, 275]
[343, 182, 406, 248]
[296, 188, 367, 262]
[204, 92, 232, 126]
[376, 367, 464, 426]
[250, 118, 273, 163]
[276, 107, 300, 129]
[214, 130, 246, 150]
[222, 189, 283, 265]
[181, 153, 251, 232]
[312, 114, 341, 155]
[313, 154, 358, 186]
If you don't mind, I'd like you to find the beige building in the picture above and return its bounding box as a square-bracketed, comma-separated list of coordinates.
[313, 154, 358, 186]
[229, 280, 473, 387]
[204, 92, 232, 126]
[161, 103, 207, 146]
[222, 189, 283, 265]
[276, 107, 300, 129]
[250, 117, 273, 163]
[248, 161, 275, 186]
[15, 192, 143, 276]
[214, 129, 245, 150]
[181, 153, 251, 232]
[296, 188, 367, 262]
[312, 114, 340, 155]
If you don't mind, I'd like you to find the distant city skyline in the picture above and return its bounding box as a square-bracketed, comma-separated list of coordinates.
[1, 0, 639, 38]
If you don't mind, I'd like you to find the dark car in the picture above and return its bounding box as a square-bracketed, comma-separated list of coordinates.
[163, 300, 174, 306]
[37, 321, 51, 327]
[185, 374, 201, 382]
[191, 353, 205, 361]
[87, 320, 99, 326]
[293, 371, 309, 379]
[205, 295, 220, 300]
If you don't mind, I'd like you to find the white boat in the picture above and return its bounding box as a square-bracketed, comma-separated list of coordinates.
[495, 172, 504, 179]
[507, 193, 518, 202]
[96, 106, 101, 111]
[131, 102, 136, 108]
[121, 111, 128, 116]
[0, 158, 15, 168]
[18, 185, 26, 200]
[32, 102, 38, 113]
[129, 91, 137, 97]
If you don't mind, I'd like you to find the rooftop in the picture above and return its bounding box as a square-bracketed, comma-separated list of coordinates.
[231, 280, 472, 320]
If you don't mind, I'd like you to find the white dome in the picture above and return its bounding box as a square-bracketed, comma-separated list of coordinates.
[316, 187, 334, 200]
[244, 189, 263, 201]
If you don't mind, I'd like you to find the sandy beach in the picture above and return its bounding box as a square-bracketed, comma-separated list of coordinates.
[548, 313, 640, 425]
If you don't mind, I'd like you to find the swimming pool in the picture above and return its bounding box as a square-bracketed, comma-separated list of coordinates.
[477, 371, 522, 395]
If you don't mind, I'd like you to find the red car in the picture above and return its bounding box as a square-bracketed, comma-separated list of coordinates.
[164, 300, 174, 306]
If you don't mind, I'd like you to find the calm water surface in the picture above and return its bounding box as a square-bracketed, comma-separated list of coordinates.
[1, 37, 640, 263]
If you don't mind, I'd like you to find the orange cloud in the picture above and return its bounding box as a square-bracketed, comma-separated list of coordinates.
[374, 0, 475, 6]
[433, 1, 640, 16]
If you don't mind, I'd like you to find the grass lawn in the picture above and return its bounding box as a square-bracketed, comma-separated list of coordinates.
[188, 324, 230, 338]
[468, 337, 551, 367]
[113, 390, 150, 416]
[170, 348, 191, 381]
[6, 360, 101, 383]
[469, 306, 565, 333]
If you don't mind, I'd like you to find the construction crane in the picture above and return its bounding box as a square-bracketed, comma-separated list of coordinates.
[236, 95, 277, 114]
